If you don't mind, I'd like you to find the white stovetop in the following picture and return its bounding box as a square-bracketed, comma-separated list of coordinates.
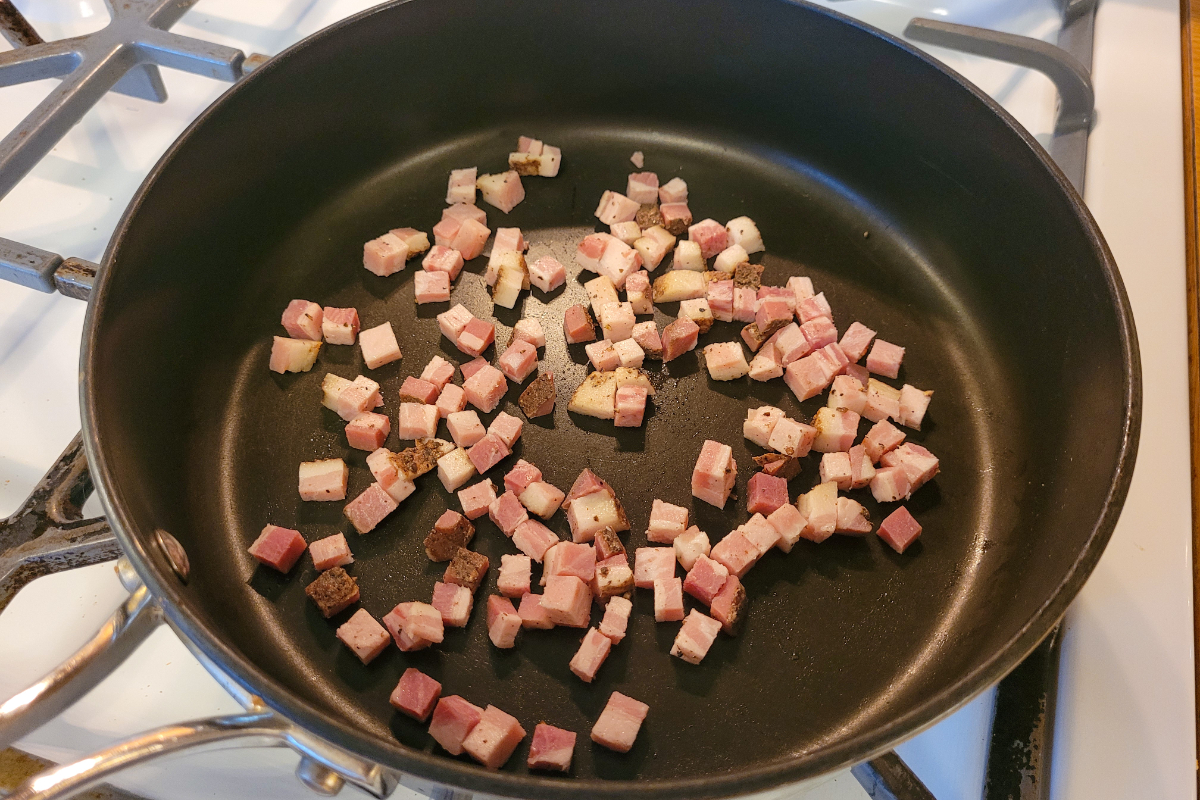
[0, 1, 1193, 799]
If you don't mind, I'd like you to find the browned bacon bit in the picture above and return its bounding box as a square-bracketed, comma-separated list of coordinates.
[394, 438, 453, 480]
[444, 547, 490, 593]
[595, 526, 626, 559]
[519, 372, 556, 418]
[425, 510, 476, 561]
[305, 567, 360, 618]
[754, 452, 802, 480]
[742, 318, 790, 352]
[635, 204, 662, 229]
[733, 261, 764, 290]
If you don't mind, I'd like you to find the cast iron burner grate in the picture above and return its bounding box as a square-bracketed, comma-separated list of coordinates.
[0, 1, 1098, 798]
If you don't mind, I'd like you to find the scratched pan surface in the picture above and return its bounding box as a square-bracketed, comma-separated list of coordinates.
[81, 0, 1138, 797]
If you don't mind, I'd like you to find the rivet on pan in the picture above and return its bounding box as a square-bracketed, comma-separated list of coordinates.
[154, 529, 190, 583]
[115, 557, 143, 592]
[295, 757, 345, 796]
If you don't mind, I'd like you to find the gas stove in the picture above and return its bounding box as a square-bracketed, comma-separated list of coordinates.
[0, 1, 1192, 799]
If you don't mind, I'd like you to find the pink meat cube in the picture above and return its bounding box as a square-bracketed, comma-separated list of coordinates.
[688, 218, 729, 259]
[545, 541, 597, 582]
[430, 696, 484, 755]
[671, 609, 722, 665]
[493, 226, 526, 254]
[691, 439, 736, 509]
[447, 410, 487, 448]
[432, 581, 474, 627]
[518, 592, 556, 629]
[335, 376, 382, 422]
[730, 287, 755, 323]
[594, 527, 626, 561]
[519, 481, 566, 519]
[864, 378, 901, 423]
[462, 364, 507, 412]
[682, 555, 730, 605]
[321, 306, 360, 345]
[442, 204, 487, 229]
[435, 383, 466, 418]
[828, 375, 867, 415]
[867, 339, 905, 379]
[299, 458, 349, 502]
[801, 316, 838, 350]
[741, 513, 781, 556]
[846, 363, 869, 384]
[647, 498, 689, 543]
[389, 601, 445, 649]
[585, 340, 620, 371]
[708, 279, 734, 322]
[747, 342, 784, 382]
[659, 177, 688, 203]
[742, 405, 784, 448]
[541, 575, 592, 627]
[839, 321, 876, 362]
[528, 723, 577, 772]
[359, 322, 402, 369]
[497, 340, 538, 384]
[812, 407, 860, 453]
[599, 595, 633, 642]
[345, 412, 390, 451]
[709, 530, 758, 578]
[595, 190, 641, 225]
[661, 317, 700, 363]
[433, 217, 461, 249]
[626, 270, 653, 314]
[768, 502, 807, 553]
[505, 459, 543, 494]
[835, 496, 873, 535]
[437, 303, 474, 343]
[592, 692, 649, 753]
[511, 318, 546, 349]
[446, 166, 477, 204]
[710, 574, 747, 634]
[463, 705, 526, 770]
[898, 384, 933, 430]
[512, 519, 560, 562]
[870, 466, 912, 503]
[880, 443, 940, 493]
[529, 256, 567, 293]
[755, 295, 792, 333]
[592, 554, 634, 599]
[576, 233, 614, 273]
[498, 554, 532, 597]
[277, 302, 319, 341]
[396, 402, 439, 440]
[421, 356, 456, 389]
[390, 667, 442, 721]
[344, 483, 398, 534]
[489, 491, 530, 536]
[455, 478, 498, 520]
[414, 270, 452, 304]
[478, 170, 526, 214]
[784, 351, 836, 401]
[468, 433, 512, 474]
[458, 317, 497, 358]
[486, 595, 522, 648]
[570, 627, 613, 683]
[335, 608, 391, 664]
[488, 411, 524, 448]
[248, 524, 306, 573]
[614, 385, 649, 427]
[878, 506, 923, 553]
[626, 172, 660, 204]
[634, 546, 677, 589]
[659, 202, 693, 236]
[747, 472, 789, 515]
[769, 323, 811, 365]
[849, 444, 877, 489]
[398, 376, 439, 404]
[798, 292, 833, 323]
[563, 303, 597, 343]
[450, 218, 490, 261]
[863, 419, 906, 463]
[820, 452, 853, 491]
[309, 533, 353, 571]
[363, 234, 408, 277]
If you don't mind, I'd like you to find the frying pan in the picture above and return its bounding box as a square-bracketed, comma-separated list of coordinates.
[0, 0, 1139, 797]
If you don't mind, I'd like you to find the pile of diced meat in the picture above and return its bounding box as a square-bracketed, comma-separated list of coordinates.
[251, 138, 941, 773]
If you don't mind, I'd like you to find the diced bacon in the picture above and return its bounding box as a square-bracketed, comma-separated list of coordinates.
[557, 304, 595, 346]
[653, 577, 685, 622]
[489, 490, 529, 536]
[801, 316, 838, 350]
[627, 172, 659, 204]
[634, 546, 676, 589]
[599, 595, 633, 642]
[477, 171, 525, 214]
[820, 452, 853, 491]
[584, 278, 620, 319]
[614, 385, 648, 427]
[592, 557, 634, 599]
[443, 548, 490, 593]
[767, 503, 806, 553]
[595, 527, 626, 560]
[846, 363, 870, 385]
[435, 384, 466, 419]
[570, 627, 613, 682]
[753, 295, 789, 332]
[691, 439, 736, 509]
[542, 575, 592, 627]
[309, 533, 352, 571]
[812, 407, 860, 453]
[337, 609, 391, 664]
[743, 405, 784, 448]
[504, 459, 543, 494]
[436, 447, 477, 492]
[396, 402, 438, 440]
[564, 468, 610, 506]
[566, 490, 625, 543]
[732, 286, 757, 323]
[299, 459, 348, 502]
[867, 339, 905, 379]
[673, 239, 705, 271]
[709, 530, 757, 577]
[305, 567, 359, 618]
[708, 279, 734, 322]
[321, 374, 352, 413]
[898, 384, 933, 429]
[584, 340, 619, 373]
[769, 322, 811, 365]
[612, 220, 643, 245]
[633, 226, 675, 271]
[748, 343, 784, 381]
[878, 506, 922, 553]
[463, 705, 526, 770]
[881, 443, 940, 493]
[659, 202, 692, 236]
[430, 696, 484, 755]
[661, 317, 700, 363]
[798, 292, 833, 323]
[827, 375, 867, 416]
[432, 217, 461, 249]
[457, 479, 498, 522]
[497, 340, 538, 384]
[784, 350, 838, 401]
[248, 524, 306, 573]
[528, 255, 566, 293]
[279, 300, 323, 343]
[630, 150, 645, 168]
[394, 376, 437, 406]
[518, 136, 543, 155]
[595, 190, 641, 225]
[461, 357, 488, 380]
[713, 244, 748, 274]
[462, 364, 507, 413]
[391, 667, 443, 722]
[519, 481, 566, 519]
[269, 337, 322, 374]
[384, 601, 444, 651]
[359, 322, 402, 370]
[450, 218, 490, 261]
[653, 269, 707, 302]
[334, 375, 381, 421]
[437, 303, 474, 343]
[598, 301, 637, 341]
[683, 554, 729, 604]
[746, 472, 789, 515]
[657, 176, 688, 203]
[518, 592, 556, 629]
[467, 432, 512, 474]
[511, 318, 546, 349]
[343, 482, 399, 533]
[839, 321, 876, 363]
[704, 341, 750, 381]
[544, 541, 597, 583]
[432, 581, 474, 627]
[613, 338, 645, 369]
[741, 513, 781, 557]
[687, 218, 728, 259]
[345, 411, 390, 451]
[518, 372, 555, 420]
[630, 321, 663, 360]
[413, 270, 451, 304]
[680, 299, 715, 332]
[787, 276, 815, 308]
[493, 226, 526, 254]
[725, 215, 764, 254]
[443, 202, 487, 225]
[528, 723, 576, 773]
[390, 228, 429, 258]
[576, 233, 615, 274]
[863, 420, 906, 464]
[848, 444, 876, 489]
[423, 246, 466, 284]
[836, 497, 873, 534]
[321, 307, 357, 345]
[710, 575, 747, 634]
[671, 609, 722, 665]
[487, 594, 523, 647]
[673, 526, 711, 571]
[647, 498, 689, 543]
[512, 519, 559, 562]
[592, 692, 648, 753]
[458, 317, 497, 358]
[863, 378, 901, 423]
[797, 482, 838, 541]
[446, 167, 477, 205]
[446, 410, 487, 448]
[363, 234, 409, 277]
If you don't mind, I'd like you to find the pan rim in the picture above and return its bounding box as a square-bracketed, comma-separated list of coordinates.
[80, 0, 1142, 796]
